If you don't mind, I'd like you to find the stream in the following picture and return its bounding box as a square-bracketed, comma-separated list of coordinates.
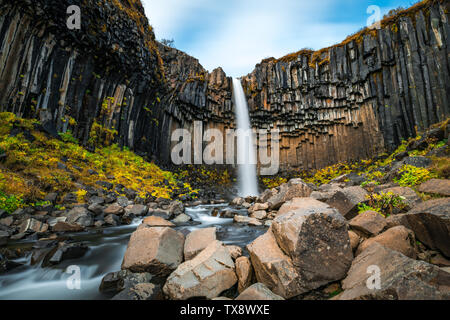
[0, 203, 266, 300]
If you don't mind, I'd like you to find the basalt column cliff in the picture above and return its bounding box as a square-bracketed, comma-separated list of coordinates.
[0, 0, 449, 173]
[241, 0, 450, 171]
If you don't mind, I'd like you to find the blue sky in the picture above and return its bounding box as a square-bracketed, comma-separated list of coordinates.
[142, 0, 418, 77]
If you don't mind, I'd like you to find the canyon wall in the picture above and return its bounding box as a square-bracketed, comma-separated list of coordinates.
[0, 0, 166, 156]
[242, 0, 450, 171]
[0, 0, 448, 173]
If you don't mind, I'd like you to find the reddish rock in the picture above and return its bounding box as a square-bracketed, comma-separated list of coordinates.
[122, 227, 184, 277]
[404, 198, 450, 258]
[235, 256, 254, 293]
[418, 179, 450, 196]
[356, 226, 417, 259]
[336, 243, 450, 300]
[326, 186, 368, 219]
[184, 227, 217, 260]
[163, 241, 237, 300]
[236, 283, 284, 300]
[267, 179, 312, 210]
[349, 210, 387, 236]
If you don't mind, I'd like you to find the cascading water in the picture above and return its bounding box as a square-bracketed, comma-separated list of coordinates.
[232, 78, 259, 197]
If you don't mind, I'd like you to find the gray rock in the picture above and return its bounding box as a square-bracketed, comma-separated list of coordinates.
[336, 243, 450, 300]
[236, 283, 284, 300]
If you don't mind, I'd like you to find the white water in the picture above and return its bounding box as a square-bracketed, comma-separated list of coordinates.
[232, 78, 259, 197]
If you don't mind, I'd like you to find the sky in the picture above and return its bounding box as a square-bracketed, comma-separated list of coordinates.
[141, 0, 418, 77]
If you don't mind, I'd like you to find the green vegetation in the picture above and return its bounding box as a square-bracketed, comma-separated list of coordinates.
[0, 191, 24, 214]
[0, 112, 198, 209]
[359, 192, 408, 217]
[394, 165, 437, 187]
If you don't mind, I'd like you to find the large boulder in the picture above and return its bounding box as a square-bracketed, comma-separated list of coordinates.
[267, 179, 312, 210]
[65, 207, 94, 227]
[418, 179, 450, 196]
[355, 226, 417, 259]
[335, 243, 450, 300]
[122, 227, 184, 277]
[349, 211, 387, 236]
[271, 198, 353, 290]
[163, 240, 237, 300]
[404, 198, 450, 258]
[247, 230, 305, 298]
[184, 227, 217, 261]
[326, 186, 368, 219]
[235, 256, 254, 293]
[236, 283, 284, 300]
[277, 197, 319, 215]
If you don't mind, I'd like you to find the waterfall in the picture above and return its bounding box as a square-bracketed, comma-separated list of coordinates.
[232, 78, 259, 197]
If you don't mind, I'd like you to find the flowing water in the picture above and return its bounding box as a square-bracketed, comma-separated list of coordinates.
[232, 78, 259, 197]
[0, 204, 266, 300]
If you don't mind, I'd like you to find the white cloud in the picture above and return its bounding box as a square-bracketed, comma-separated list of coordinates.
[142, 0, 366, 77]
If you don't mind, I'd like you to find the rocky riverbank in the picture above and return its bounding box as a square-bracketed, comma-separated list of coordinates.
[84, 123, 449, 300]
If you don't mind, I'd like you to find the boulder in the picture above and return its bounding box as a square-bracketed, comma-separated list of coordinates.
[235, 256, 254, 293]
[150, 209, 173, 220]
[404, 198, 450, 258]
[19, 218, 48, 233]
[356, 226, 417, 259]
[104, 203, 125, 216]
[184, 227, 217, 261]
[231, 197, 245, 206]
[112, 283, 163, 300]
[348, 231, 360, 251]
[267, 179, 312, 210]
[349, 211, 387, 236]
[236, 283, 284, 300]
[52, 221, 84, 232]
[49, 243, 88, 265]
[247, 230, 304, 298]
[250, 210, 267, 220]
[88, 203, 104, 215]
[326, 186, 368, 219]
[249, 203, 269, 212]
[336, 243, 450, 300]
[257, 189, 276, 203]
[278, 197, 325, 215]
[172, 213, 192, 224]
[418, 179, 450, 196]
[226, 245, 243, 260]
[163, 240, 237, 300]
[125, 204, 148, 216]
[385, 214, 411, 229]
[122, 227, 184, 277]
[271, 198, 353, 290]
[140, 216, 175, 228]
[65, 206, 94, 227]
[104, 214, 120, 226]
[99, 270, 157, 294]
[234, 215, 262, 226]
[168, 201, 184, 216]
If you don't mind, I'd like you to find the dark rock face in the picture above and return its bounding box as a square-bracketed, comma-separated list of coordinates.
[0, 0, 164, 156]
[0, 0, 449, 172]
[241, 1, 450, 171]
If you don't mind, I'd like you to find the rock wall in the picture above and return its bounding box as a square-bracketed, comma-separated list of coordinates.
[0, 0, 448, 173]
[241, 0, 450, 171]
[0, 0, 165, 155]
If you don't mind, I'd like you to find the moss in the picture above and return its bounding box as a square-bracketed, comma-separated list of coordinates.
[0, 112, 197, 204]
